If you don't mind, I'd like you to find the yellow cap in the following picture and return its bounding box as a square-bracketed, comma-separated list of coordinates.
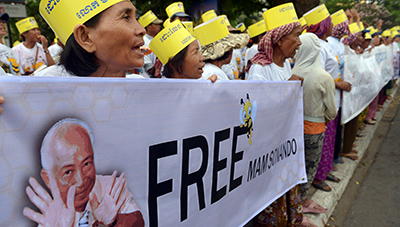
[382, 30, 391, 37]
[13, 40, 21, 47]
[164, 19, 170, 28]
[236, 22, 246, 32]
[166, 2, 185, 19]
[348, 22, 361, 34]
[263, 3, 299, 31]
[139, 10, 159, 28]
[16, 17, 39, 34]
[365, 32, 372, 40]
[390, 26, 400, 32]
[39, 0, 124, 44]
[247, 20, 266, 38]
[299, 17, 307, 27]
[331, 9, 347, 26]
[194, 16, 229, 46]
[391, 30, 400, 38]
[182, 21, 194, 35]
[303, 4, 330, 26]
[222, 15, 231, 26]
[359, 23, 365, 31]
[201, 10, 217, 22]
[150, 20, 196, 65]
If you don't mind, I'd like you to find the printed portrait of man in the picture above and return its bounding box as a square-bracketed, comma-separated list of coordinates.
[23, 118, 145, 227]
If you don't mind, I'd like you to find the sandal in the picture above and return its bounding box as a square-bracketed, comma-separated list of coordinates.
[364, 119, 376, 125]
[331, 165, 338, 171]
[312, 181, 332, 192]
[339, 152, 359, 160]
[351, 149, 358, 154]
[326, 173, 341, 183]
[334, 157, 345, 164]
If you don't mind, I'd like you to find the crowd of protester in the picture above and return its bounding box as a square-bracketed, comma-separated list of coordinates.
[0, 0, 399, 226]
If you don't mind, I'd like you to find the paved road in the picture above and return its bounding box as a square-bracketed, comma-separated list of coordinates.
[328, 91, 400, 227]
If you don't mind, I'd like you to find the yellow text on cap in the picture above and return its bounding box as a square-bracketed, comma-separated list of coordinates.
[303, 4, 330, 26]
[16, 17, 38, 34]
[201, 9, 217, 22]
[139, 10, 158, 28]
[194, 16, 229, 46]
[331, 9, 347, 26]
[166, 2, 185, 19]
[150, 20, 195, 65]
[39, 0, 125, 45]
[247, 20, 266, 38]
[263, 3, 299, 31]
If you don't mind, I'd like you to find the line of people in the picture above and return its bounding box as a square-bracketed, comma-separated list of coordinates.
[0, 0, 398, 226]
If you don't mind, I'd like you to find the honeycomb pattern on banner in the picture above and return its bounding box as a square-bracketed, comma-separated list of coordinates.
[0, 82, 129, 226]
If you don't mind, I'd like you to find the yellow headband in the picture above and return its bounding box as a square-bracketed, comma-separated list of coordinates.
[247, 20, 266, 38]
[194, 16, 229, 46]
[391, 30, 400, 38]
[39, 0, 125, 44]
[365, 32, 372, 40]
[182, 21, 194, 35]
[303, 4, 330, 26]
[150, 20, 196, 65]
[236, 23, 246, 32]
[16, 17, 39, 34]
[166, 2, 185, 19]
[139, 10, 159, 28]
[331, 9, 347, 26]
[201, 10, 217, 22]
[263, 3, 299, 31]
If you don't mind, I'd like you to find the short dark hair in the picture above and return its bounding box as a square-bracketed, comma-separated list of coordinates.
[162, 45, 189, 78]
[59, 12, 103, 76]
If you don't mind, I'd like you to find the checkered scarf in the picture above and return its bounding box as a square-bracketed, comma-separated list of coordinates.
[332, 20, 350, 39]
[247, 22, 301, 71]
[306, 16, 332, 38]
[342, 32, 359, 45]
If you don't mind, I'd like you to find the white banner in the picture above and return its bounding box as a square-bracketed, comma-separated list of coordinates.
[0, 77, 306, 227]
[342, 44, 394, 124]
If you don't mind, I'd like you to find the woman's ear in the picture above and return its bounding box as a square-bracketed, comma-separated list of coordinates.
[277, 39, 282, 47]
[73, 24, 96, 53]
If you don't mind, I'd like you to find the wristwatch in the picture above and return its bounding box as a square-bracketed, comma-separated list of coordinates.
[44, 50, 49, 53]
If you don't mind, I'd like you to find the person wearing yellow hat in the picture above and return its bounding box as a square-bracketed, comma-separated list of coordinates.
[150, 20, 205, 80]
[244, 20, 267, 73]
[246, 3, 311, 227]
[166, 2, 192, 23]
[138, 10, 163, 77]
[36, 0, 146, 79]
[12, 16, 55, 75]
[0, 12, 22, 76]
[194, 16, 249, 80]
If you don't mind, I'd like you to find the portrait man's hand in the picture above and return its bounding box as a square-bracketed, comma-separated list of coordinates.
[23, 177, 76, 227]
[89, 171, 127, 225]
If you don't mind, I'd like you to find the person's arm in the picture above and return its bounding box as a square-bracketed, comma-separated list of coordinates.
[39, 35, 56, 67]
[0, 96, 3, 114]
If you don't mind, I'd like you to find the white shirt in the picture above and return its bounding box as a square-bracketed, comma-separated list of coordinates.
[34, 64, 145, 78]
[245, 45, 258, 68]
[48, 43, 63, 64]
[247, 59, 292, 81]
[143, 34, 157, 72]
[321, 38, 341, 109]
[200, 63, 229, 80]
[12, 42, 47, 74]
[221, 49, 242, 79]
[0, 43, 22, 75]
